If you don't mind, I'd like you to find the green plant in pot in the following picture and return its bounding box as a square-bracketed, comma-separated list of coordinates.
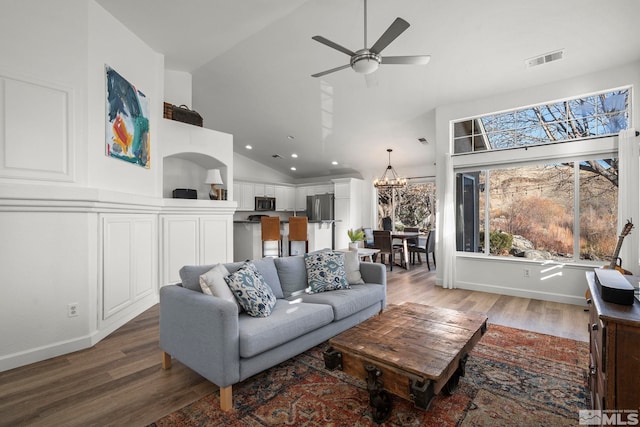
[347, 228, 365, 250]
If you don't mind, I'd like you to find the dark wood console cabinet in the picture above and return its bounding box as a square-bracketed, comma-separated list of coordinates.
[586, 272, 640, 413]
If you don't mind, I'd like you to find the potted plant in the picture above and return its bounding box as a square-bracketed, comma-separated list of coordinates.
[347, 228, 365, 250]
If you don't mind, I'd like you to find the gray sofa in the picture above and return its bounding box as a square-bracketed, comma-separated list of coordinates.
[159, 254, 387, 411]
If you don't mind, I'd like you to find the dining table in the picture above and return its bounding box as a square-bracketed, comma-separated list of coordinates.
[390, 231, 421, 270]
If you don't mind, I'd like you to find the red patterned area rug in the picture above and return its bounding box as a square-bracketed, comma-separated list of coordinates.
[149, 324, 589, 426]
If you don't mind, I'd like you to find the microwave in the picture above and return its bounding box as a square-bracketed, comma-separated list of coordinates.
[255, 196, 276, 211]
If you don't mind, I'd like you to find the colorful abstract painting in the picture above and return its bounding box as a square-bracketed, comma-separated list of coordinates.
[105, 65, 150, 168]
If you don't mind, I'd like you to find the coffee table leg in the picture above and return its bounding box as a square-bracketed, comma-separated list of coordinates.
[444, 353, 469, 395]
[410, 378, 436, 411]
[323, 347, 343, 370]
[365, 364, 392, 423]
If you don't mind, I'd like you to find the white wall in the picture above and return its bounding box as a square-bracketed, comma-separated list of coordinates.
[434, 61, 640, 304]
[234, 152, 294, 184]
[87, 1, 164, 198]
[164, 70, 193, 107]
[0, 1, 235, 372]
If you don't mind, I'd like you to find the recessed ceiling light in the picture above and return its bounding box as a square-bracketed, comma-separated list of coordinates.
[291, 153, 298, 158]
[245, 145, 252, 150]
[290, 166, 297, 171]
[331, 161, 338, 165]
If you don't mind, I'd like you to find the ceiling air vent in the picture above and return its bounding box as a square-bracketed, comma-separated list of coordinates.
[525, 49, 564, 68]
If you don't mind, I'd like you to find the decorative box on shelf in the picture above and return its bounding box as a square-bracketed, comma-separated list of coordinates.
[163, 102, 203, 127]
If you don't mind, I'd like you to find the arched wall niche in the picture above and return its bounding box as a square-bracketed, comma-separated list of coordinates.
[163, 152, 229, 199]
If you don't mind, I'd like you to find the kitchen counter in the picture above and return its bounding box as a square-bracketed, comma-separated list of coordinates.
[233, 220, 335, 261]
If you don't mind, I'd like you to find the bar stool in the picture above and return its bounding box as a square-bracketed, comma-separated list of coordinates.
[261, 216, 281, 258]
[288, 216, 308, 256]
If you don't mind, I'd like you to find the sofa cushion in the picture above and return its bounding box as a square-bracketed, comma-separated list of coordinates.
[179, 264, 217, 292]
[199, 264, 242, 313]
[238, 299, 334, 358]
[290, 283, 385, 321]
[304, 251, 350, 293]
[274, 256, 308, 297]
[343, 250, 365, 285]
[226, 258, 284, 299]
[225, 263, 277, 317]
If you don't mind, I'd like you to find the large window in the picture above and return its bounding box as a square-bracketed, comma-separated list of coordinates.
[453, 87, 629, 263]
[378, 182, 436, 231]
[458, 159, 618, 262]
[453, 88, 630, 153]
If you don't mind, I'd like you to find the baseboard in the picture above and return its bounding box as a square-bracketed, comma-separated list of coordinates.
[456, 280, 587, 306]
[0, 294, 158, 372]
[0, 334, 94, 372]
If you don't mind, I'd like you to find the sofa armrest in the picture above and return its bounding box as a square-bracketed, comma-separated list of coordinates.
[358, 262, 387, 308]
[159, 284, 240, 387]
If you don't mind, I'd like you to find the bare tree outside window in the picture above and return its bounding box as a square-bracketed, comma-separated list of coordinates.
[453, 87, 628, 262]
[377, 183, 436, 231]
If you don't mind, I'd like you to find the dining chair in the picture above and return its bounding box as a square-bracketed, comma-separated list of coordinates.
[261, 216, 281, 258]
[382, 217, 392, 231]
[404, 227, 420, 251]
[288, 216, 308, 256]
[372, 230, 403, 271]
[410, 229, 436, 270]
[363, 227, 375, 248]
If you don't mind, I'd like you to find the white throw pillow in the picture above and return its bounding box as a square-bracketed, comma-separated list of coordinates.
[199, 264, 242, 313]
[343, 250, 365, 285]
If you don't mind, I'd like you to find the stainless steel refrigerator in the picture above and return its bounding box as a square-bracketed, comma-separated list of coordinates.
[306, 193, 335, 248]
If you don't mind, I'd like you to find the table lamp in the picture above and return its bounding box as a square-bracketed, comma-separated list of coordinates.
[204, 169, 223, 200]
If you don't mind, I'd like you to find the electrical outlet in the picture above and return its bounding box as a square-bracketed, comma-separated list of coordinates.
[68, 303, 79, 317]
[523, 268, 531, 278]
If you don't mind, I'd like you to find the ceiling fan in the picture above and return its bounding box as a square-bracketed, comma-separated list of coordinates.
[311, 0, 431, 79]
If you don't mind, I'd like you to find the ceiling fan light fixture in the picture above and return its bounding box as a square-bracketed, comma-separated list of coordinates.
[351, 51, 381, 74]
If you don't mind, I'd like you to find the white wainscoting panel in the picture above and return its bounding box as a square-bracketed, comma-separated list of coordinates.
[103, 219, 132, 317]
[102, 215, 157, 320]
[200, 216, 230, 265]
[162, 216, 199, 284]
[0, 75, 73, 181]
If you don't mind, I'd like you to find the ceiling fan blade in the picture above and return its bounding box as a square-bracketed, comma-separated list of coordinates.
[311, 64, 351, 78]
[311, 36, 356, 57]
[370, 17, 410, 54]
[382, 55, 431, 65]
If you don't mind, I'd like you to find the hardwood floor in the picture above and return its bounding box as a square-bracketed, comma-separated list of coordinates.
[0, 262, 588, 427]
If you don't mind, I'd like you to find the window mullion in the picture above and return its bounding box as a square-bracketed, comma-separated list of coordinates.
[484, 170, 490, 255]
[574, 163, 580, 262]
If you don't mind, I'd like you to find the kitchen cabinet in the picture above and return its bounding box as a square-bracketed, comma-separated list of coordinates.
[295, 187, 308, 211]
[233, 182, 255, 211]
[275, 185, 295, 211]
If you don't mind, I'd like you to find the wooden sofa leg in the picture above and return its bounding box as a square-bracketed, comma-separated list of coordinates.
[161, 351, 172, 370]
[220, 385, 233, 411]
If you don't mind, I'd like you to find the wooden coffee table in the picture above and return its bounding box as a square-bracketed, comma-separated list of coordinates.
[323, 303, 488, 423]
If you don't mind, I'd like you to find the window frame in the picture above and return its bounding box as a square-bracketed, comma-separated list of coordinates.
[453, 135, 618, 266]
[451, 86, 631, 154]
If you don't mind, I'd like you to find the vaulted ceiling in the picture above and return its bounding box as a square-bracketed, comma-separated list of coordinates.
[97, 0, 640, 179]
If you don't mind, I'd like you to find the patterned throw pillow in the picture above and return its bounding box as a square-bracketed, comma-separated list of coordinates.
[224, 262, 277, 317]
[304, 251, 350, 293]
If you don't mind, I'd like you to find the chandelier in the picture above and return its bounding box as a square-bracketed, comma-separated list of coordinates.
[373, 149, 407, 189]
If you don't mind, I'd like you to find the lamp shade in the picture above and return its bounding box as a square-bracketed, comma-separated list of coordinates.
[204, 169, 223, 185]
